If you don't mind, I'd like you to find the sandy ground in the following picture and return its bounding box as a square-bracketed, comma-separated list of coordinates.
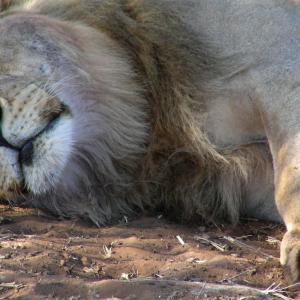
[0, 205, 298, 299]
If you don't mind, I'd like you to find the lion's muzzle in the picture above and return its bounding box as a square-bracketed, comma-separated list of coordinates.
[0, 78, 73, 198]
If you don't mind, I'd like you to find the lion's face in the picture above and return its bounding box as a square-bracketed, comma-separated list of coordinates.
[0, 12, 148, 220]
[0, 14, 78, 198]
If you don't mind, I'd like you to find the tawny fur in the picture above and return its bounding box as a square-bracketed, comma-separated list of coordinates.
[0, 0, 274, 225]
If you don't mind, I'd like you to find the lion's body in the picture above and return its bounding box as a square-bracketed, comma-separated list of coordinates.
[1, 0, 300, 279]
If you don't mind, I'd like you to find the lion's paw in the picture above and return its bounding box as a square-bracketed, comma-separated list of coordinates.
[280, 230, 300, 282]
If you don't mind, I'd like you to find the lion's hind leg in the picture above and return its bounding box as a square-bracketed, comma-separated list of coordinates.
[222, 143, 280, 223]
[241, 144, 279, 222]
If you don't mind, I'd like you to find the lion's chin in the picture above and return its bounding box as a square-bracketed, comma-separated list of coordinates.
[22, 115, 74, 195]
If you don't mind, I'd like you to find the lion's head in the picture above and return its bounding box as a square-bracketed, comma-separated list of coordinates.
[0, 11, 149, 224]
[0, 0, 231, 226]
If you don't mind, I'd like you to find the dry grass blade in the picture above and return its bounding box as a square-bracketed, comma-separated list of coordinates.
[102, 244, 112, 259]
[176, 235, 185, 246]
[262, 283, 294, 300]
[222, 268, 257, 283]
[223, 236, 278, 260]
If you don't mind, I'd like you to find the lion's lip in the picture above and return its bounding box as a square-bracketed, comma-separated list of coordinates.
[18, 106, 67, 167]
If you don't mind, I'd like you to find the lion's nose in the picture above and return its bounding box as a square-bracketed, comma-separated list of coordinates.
[19, 141, 34, 166]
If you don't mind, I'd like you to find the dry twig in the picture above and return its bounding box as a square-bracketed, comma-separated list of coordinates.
[194, 235, 227, 252]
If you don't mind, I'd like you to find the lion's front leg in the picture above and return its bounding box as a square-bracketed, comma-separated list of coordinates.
[280, 231, 300, 281]
[276, 160, 300, 282]
[259, 86, 300, 281]
[274, 144, 300, 281]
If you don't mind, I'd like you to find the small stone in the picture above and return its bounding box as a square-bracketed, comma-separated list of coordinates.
[59, 259, 66, 267]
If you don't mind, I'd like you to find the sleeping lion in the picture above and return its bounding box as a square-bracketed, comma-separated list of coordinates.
[0, 0, 300, 281]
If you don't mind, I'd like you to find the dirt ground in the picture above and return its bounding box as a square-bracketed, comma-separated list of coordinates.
[0, 205, 298, 299]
